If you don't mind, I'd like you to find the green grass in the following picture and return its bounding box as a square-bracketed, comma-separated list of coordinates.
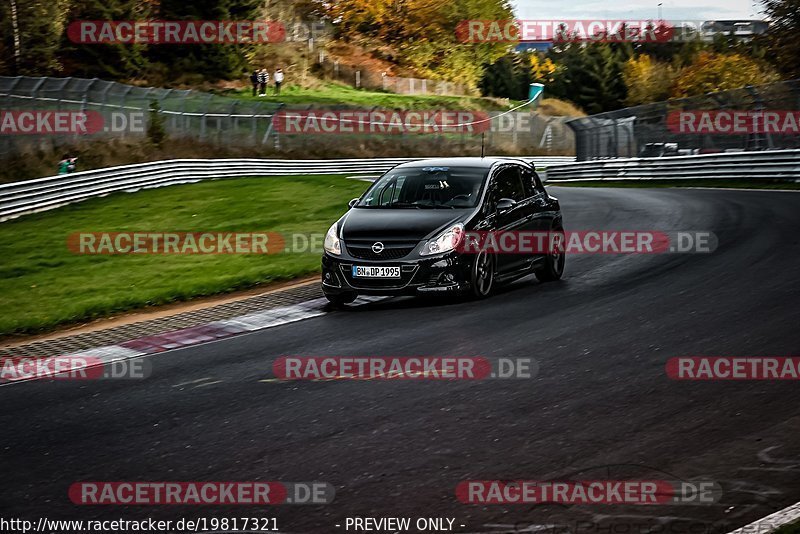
[775, 521, 800, 534]
[548, 179, 800, 190]
[232, 82, 511, 111]
[0, 175, 370, 337]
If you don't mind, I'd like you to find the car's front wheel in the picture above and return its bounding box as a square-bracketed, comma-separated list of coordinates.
[470, 250, 495, 298]
[325, 292, 357, 308]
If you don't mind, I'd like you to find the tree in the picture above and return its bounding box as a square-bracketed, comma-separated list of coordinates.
[622, 54, 676, 105]
[479, 54, 525, 99]
[0, 0, 71, 75]
[59, 0, 153, 79]
[321, 0, 515, 87]
[761, 0, 800, 78]
[147, 99, 167, 147]
[671, 52, 780, 98]
[546, 42, 628, 113]
[529, 54, 556, 85]
[148, 0, 262, 81]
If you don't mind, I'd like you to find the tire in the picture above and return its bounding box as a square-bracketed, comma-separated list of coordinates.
[470, 250, 495, 298]
[325, 292, 357, 308]
[535, 227, 565, 282]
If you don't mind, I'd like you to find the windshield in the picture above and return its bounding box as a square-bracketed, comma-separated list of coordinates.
[357, 166, 488, 209]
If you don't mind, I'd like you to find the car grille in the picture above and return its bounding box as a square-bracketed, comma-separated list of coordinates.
[346, 245, 415, 261]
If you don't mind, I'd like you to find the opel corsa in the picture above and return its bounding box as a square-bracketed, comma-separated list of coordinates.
[321, 157, 565, 306]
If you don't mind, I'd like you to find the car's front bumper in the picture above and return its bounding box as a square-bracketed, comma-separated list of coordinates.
[321, 250, 473, 297]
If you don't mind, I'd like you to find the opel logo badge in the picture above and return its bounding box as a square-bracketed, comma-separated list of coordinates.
[371, 242, 385, 254]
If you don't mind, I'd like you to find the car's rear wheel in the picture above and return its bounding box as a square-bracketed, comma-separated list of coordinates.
[535, 227, 565, 282]
[325, 292, 357, 308]
[471, 250, 495, 298]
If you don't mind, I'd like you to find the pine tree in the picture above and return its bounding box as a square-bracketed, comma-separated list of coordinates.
[60, 0, 153, 79]
[0, 0, 71, 75]
[762, 0, 800, 78]
[149, 0, 262, 81]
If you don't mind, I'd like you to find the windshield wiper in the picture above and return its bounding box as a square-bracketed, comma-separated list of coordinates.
[386, 201, 421, 209]
[383, 201, 455, 209]
[415, 203, 455, 209]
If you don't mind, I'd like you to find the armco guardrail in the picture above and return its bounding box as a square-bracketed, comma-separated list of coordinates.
[545, 150, 800, 182]
[0, 156, 575, 222]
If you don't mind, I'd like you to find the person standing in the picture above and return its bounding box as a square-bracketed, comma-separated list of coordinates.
[274, 68, 284, 96]
[249, 70, 259, 97]
[258, 69, 269, 96]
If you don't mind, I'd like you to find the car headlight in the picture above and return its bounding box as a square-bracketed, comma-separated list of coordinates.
[324, 222, 341, 255]
[420, 223, 464, 256]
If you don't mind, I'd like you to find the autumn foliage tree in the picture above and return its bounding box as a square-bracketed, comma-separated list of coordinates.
[622, 54, 676, 105]
[671, 52, 779, 98]
[323, 0, 514, 87]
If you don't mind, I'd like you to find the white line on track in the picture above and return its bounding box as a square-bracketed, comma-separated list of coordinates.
[172, 377, 215, 388]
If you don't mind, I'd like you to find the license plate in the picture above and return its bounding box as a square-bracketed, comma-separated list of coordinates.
[352, 266, 401, 278]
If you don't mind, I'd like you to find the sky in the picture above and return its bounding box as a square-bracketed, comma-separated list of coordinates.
[510, 0, 764, 22]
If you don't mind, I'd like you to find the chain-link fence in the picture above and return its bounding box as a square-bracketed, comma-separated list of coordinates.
[381, 76, 474, 97]
[0, 76, 575, 160]
[276, 108, 574, 155]
[312, 56, 384, 90]
[313, 55, 474, 96]
[568, 79, 800, 161]
[0, 76, 284, 158]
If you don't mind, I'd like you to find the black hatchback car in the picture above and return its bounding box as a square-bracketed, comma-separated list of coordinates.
[321, 157, 564, 306]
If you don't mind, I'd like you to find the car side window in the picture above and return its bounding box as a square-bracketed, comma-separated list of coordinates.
[521, 166, 545, 196]
[520, 167, 535, 198]
[495, 166, 525, 202]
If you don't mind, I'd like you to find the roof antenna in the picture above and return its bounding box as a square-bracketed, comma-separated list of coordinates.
[481, 131, 485, 159]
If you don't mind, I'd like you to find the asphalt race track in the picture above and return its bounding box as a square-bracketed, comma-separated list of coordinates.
[2, 186, 799, 533]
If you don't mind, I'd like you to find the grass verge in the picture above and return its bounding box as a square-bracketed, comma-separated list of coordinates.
[233, 82, 510, 111]
[548, 179, 800, 190]
[0, 174, 369, 337]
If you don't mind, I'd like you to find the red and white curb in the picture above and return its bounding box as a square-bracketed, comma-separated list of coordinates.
[1, 295, 386, 386]
[726, 501, 800, 534]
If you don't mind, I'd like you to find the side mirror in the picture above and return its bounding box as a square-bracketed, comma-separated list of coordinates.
[496, 198, 517, 212]
[348, 198, 360, 208]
